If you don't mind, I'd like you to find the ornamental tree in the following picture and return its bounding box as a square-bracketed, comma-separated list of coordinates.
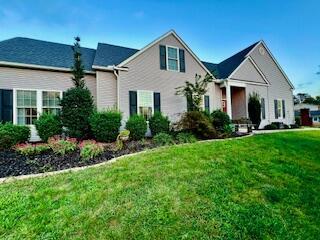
[71, 36, 85, 88]
[175, 74, 213, 111]
[248, 92, 261, 129]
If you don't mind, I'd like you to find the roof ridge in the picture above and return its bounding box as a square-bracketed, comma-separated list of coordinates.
[4, 37, 96, 51]
[98, 42, 139, 51]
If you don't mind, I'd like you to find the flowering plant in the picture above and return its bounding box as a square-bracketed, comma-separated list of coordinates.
[48, 135, 77, 155]
[79, 140, 104, 160]
[15, 143, 50, 156]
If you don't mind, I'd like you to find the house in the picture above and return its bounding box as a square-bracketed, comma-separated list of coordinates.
[0, 30, 295, 140]
[294, 103, 320, 126]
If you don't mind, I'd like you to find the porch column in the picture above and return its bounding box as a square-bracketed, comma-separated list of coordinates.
[226, 83, 232, 119]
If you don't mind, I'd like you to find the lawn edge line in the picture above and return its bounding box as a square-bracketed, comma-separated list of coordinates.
[1, 133, 255, 184]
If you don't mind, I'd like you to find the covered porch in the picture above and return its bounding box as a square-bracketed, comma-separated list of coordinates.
[220, 81, 247, 120]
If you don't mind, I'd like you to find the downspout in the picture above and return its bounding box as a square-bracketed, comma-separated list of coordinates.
[113, 67, 120, 110]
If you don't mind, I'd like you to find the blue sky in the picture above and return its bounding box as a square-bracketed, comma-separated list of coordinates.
[0, 0, 319, 96]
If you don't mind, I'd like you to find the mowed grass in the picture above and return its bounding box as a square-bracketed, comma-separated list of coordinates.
[0, 131, 319, 239]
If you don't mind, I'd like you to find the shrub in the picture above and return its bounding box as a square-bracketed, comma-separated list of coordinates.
[211, 110, 231, 131]
[35, 113, 62, 142]
[125, 115, 147, 140]
[15, 143, 50, 157]
[79, 140, 104, 160]
[177, 111, 217, 139]
[0, 123, 30, 150]
[60, 87, 94, 139]
[153, 133, 175, 146]
[283, 124, 290, 129]
[295, 116, 301, 126]
[89, 110, 122, 142]
[264, 124, 278, 130]
[290, 124, 299, 129]
[48, 136, 77, 155]
[176, 132, 197, 144]
[248, 92, 261, 129]
[149, 112, 170, 136]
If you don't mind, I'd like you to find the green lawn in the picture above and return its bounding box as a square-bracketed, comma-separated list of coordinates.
[1, 131, 319, 239]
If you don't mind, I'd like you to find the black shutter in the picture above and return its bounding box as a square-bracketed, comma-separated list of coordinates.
[282, 100, 285, 118]
[274, 100, 278, 119]
[204, 95, 210, 112]
[154, 92, 161, 112]
[129, 91, 137, 116]
[179, 49, 185, 72]
[187, 96, 192, 111]
[261, 98, 265, 119]
[159, 45, 166, 70]
[0, 89, 13, 123]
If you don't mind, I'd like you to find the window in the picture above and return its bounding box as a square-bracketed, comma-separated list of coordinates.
[17, 90, 37, 125]
[261, 98, 266, 119]
[277, 99, 283, 119]
[42, 91, 61, 115]
[137, 90, 153, 120]
[167, 46, 179, 71]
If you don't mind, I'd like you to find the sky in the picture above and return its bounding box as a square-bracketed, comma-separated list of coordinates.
[0, 0, 319, 96]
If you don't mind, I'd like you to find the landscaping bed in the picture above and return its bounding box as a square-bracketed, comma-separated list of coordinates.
[0, 140, 156, 178]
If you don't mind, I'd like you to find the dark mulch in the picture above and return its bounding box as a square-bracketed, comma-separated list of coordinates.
[0, 140, 156, 178]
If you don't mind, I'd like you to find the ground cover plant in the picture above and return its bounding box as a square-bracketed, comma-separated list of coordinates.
[0, 131, 319, 239]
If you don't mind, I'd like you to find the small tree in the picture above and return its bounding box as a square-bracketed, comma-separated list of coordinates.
[71, 36, 85, 88]
[175, 74, 213, 111]
[60, 36, 94, 139]
[248, 92, 261, 129]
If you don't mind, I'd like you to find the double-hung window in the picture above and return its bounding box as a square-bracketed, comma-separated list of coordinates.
[42, 91, 61, 115]
[137, 90, 153, 120]
[167, 46, 179, 71]
[277, 99, 283, 119]
[261, 98, 266, 119]
[17, 90, 37, 125]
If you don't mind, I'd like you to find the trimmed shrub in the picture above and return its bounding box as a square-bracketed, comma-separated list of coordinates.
[79, 140, 104, 160]
[177, 111, 217, 139]
[125, 115, 147, 140]
[0, 123, 30, 150]
[153, 133, 174, 146]
[176, 132, 197, 144]
[211, 110, 231, 131]
[60, 87, 94, 139]
[295, 116, 301, 126]
[89, 110, 122, 142]
[35, 113, 62, 142]
[149, 112, 170, 136]
[290, 124, 299, 129]
[248, 92, 261, 129]
[264, 123, 278, 130]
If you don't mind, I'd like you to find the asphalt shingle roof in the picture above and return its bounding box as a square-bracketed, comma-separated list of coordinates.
[0, 37, 96, 71]
[93, 43, 139, 67]
[202, 41, 259, 79]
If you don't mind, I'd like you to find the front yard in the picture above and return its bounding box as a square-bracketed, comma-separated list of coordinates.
[0, 131, 319, 239]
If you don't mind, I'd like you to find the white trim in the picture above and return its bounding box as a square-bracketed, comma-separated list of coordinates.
[117, 30, 215, 78]
[247, 56, 270, 85]
[276, 98, 284, 120]
[245, 41, 295, 89]
[92, 65, 129, 72]
[227, 78, 269, 87]
[166, 45, 180, 72]
[0, 61, 95, 74]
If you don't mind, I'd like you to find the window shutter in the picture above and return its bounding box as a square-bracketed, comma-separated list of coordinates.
[204, 95, 210, 112]
[0, 89, 13, 123]
[274, 100, 278, 119]
[129, 91, 137, 116]
[187, 96, 192, 112]
[159, 45, 166, 70]
[282, 100, 285, 118]
[261, 98, 266, 119]
[179, 49, 185, 72]
[154, 92, 161, 112]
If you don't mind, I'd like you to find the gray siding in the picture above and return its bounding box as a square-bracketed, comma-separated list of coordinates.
[231, 58, 267, 84]
[0, 67, 97, 102]
[96, 71, 117, 110]
[118, 33, 215, 122]
[249, 43, 294, 125]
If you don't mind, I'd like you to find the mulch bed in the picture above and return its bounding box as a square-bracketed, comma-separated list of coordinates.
[0, 140, 156, 178]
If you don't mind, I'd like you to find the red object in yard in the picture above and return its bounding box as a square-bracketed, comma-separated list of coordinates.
[300, 109, 312, 126]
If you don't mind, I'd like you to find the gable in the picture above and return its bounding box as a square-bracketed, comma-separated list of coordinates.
[248, 42, 294, 89]
[119, 31, 211, 76]
[230, 58, 268, 84]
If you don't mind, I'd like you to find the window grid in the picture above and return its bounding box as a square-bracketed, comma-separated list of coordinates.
[16, 90, 37, 125]
[167, 46, 179, 71]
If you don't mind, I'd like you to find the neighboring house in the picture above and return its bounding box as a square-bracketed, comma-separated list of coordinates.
[294, 103, 320, 126]
[294, 103, 319, 112]
[0, 30, 295, 140]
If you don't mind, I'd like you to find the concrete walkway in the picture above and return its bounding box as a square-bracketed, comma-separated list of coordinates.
[253, 127, 320, 134]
